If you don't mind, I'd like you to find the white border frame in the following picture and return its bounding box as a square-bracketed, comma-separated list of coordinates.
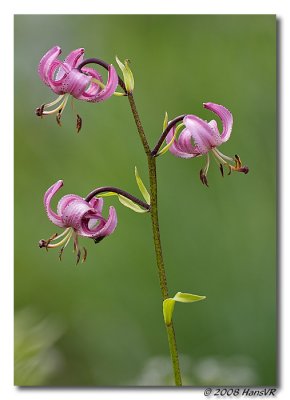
[1, 1, 288, 399]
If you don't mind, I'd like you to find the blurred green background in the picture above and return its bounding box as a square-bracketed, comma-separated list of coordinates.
[14, 15, 276, 386]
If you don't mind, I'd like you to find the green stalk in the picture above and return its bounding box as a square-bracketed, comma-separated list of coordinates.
[127, 92, 182, 386]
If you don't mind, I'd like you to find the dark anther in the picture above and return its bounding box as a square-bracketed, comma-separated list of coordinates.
[94, 236, 105, 244]
[199, 170, 209, 187]
[82, 247, 87, 263]
[39, 233, 57, 250]
[76, 114, 82, 133]
[76, 249, 81, 265]
[35, 104, 45, 117]
[59, 247, 64, 261]
[240, 166, 249, 174]
[56, 110, 62, 126]
[219, 164, 224, 177]
[38, 239, 47, 248]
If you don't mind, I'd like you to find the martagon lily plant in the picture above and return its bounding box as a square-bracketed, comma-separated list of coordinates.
[36, 46, 249, 386]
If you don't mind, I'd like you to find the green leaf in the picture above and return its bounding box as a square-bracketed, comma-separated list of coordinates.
[96, 192, 118, 198]
[163, 291, 206, 326]
[116, 56, 134, 92]
[163, 299, 175, 326]
[173, 292, 206, 303]
[163, 111, 169, 131]
[135, 167, 150, 204]
[157, 122, 184, 157]
[118, 195, 148, 213]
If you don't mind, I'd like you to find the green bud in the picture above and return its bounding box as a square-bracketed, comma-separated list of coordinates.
[116, 56, 134, 93]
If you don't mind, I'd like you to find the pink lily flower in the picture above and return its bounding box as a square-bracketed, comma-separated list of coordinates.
[39, 180, 117, 263]
[36, 46, 119, 131]
[166, 102, 249, 186]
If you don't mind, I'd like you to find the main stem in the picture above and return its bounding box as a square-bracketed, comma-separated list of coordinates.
[127, 92, 182, 386]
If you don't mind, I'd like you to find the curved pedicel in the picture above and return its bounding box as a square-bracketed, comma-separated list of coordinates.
[151, 115, 186, 157]
[77, 58, 127, 93]
[85, 186, 150, 211]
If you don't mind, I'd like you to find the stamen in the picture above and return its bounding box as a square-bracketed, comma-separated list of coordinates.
[199, 169, 208, 187]
[219, 164, 224, 177]
[76, 249, 81, 265]
[199, 154, 210, 187]
[35, 95, 65, 117]
[229, 154, 249, 174]
[82, 247, 88, 263]
[35, 104, 45, 117]
[71, 98, 83, 133]
[44, 95, 65, 109]
[212, 149, 249, 175]
[58, 230, 73, 261]
[214, 148, 234, 163]
[41, 94, 69, 116]
[76, 114, 82, 133]
[56, 110, 62, 126]
[39, 229, 72, 250]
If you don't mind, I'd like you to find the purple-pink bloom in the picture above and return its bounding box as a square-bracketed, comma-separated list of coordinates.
[166, 102, 248, 186]
[39, 180, 117, 263]
[36, 46, 119, 130]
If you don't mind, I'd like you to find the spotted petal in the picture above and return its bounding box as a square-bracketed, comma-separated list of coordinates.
[88, 197, 104, 214]
[74, 67, 104, 100]
[78, 64, 118, 102]
[79, 206, 117, 238]
[203, 102, 233, 142]
[184, 114, 223, 153]
[166, 126, 197, 159]
[44, 180, 65, 228]
[57, 194, 83, 216]
[56, 48, 85, 80]
[38, 46, 61, 87]
[61, 199, 93, 231]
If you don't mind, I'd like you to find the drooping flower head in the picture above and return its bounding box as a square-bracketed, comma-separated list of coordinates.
[39, 180, 117, 263]
[36, 46, 119, 131]
[166, 102, 249, 186]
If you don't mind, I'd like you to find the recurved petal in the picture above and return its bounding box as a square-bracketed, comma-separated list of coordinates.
[94, 206, 118, 238]
[203, 102, 233, 142]
[184, 114, 222, 153]
[64, 48, 85, 68]
[61, 199, 94, 231]
[56, 48, 85, 81]
[87, 64, 118, 102]
[44, 180, 65, 228]
[88, 197, 104, 214]
[59, 69, 92, 98]
[78, 205, 117, 238]
[166, 126, 196, 159]
[208, 119, 219, 135]
[57, 194, 84, 217]
[38, 46, 61, 86]
[75, 67, 104, 100]
[78, 212, 106, 237]
[46, 60, 71, 94]
[178, 128, 201, 156]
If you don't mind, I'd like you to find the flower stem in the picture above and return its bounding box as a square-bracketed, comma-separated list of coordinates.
[151, 114, 186, 157]
[84, 186, 150, 211]
[127, 92, 182, 386]
[78, 58, 127, 92]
